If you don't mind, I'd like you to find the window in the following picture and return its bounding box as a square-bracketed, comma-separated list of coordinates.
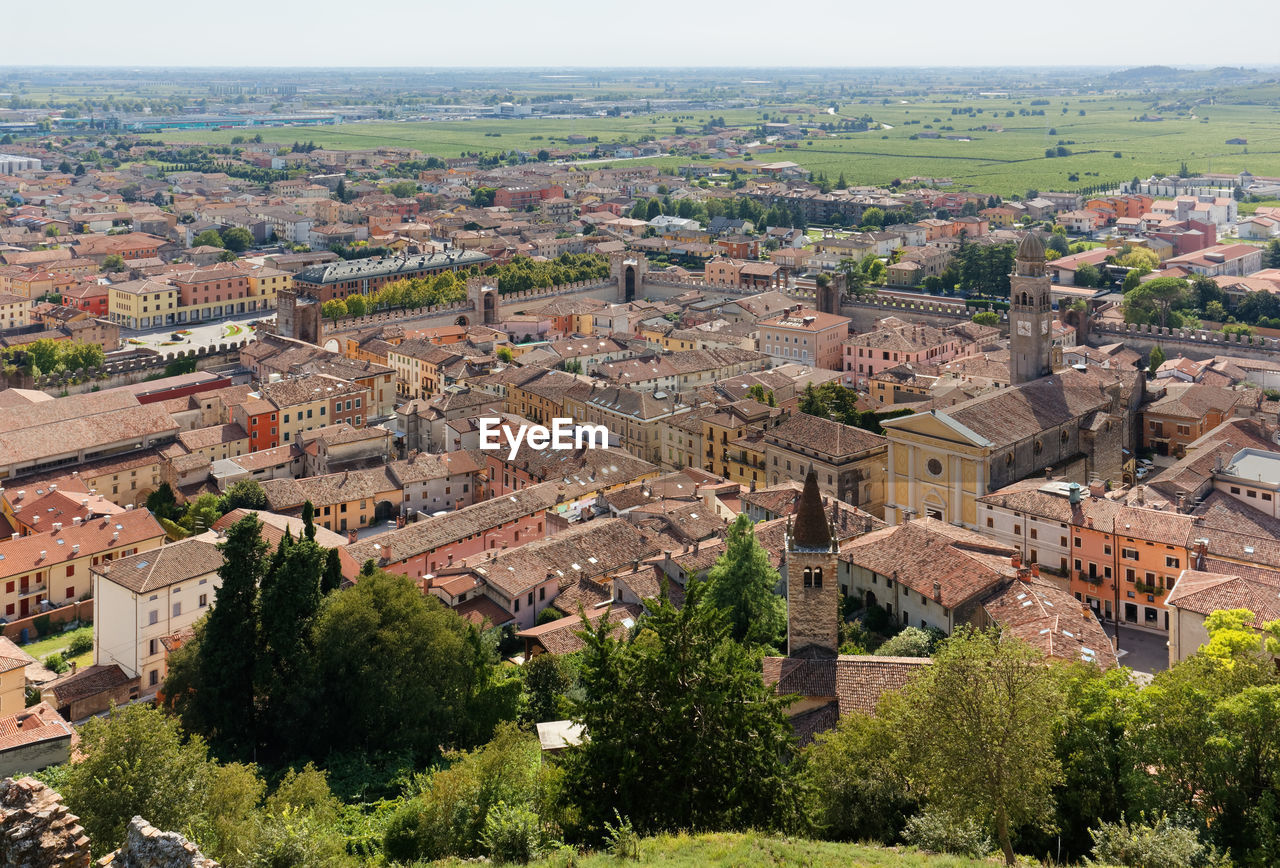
[173, 603, 181, 617]
[1104, 545, 1111, 556]
[539, 587, 545, 601]
[149, 670, 159, 687]
[986, 517, 994, 528]
[1074, 537, 1082, 547]
[1013, 524, 1021, 535]
[199, 594, 208, 608]
[1122, 548, 1138, 560]
[1166, 556, 1180, 568]
[149, 638, 158, 656]
[1030, 528, 1038, 540]
[148, 610, 158, 625]
[65, 565, 74, 577]
[65, 586, 74, 599]
[514, 598, 520, 612]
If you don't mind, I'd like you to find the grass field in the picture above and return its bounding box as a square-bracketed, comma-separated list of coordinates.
[17, 624, 93, 671]
[150, 93, 1280, 197]
[434, 832, 1000, 867]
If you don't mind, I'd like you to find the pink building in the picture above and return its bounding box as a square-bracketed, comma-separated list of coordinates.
[757, 307, 849, 371]
[843, 320, 962, 388]
[343, 483, 558, 581]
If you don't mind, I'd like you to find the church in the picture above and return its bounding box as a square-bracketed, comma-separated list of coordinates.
[878, 232, 1142, 529]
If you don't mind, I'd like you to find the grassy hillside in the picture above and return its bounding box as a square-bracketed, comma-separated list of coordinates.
[471, 831, 1001, 867]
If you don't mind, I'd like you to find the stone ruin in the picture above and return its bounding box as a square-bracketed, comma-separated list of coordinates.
[0, 777, 218, 868]
[96, 817, 219, 868]
[0, 776, 91, 868]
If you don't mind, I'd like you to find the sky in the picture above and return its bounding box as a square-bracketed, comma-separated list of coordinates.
[8, 0, 1280, 69]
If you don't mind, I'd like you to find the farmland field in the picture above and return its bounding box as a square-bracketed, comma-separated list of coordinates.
[153, 93, 1280, 197]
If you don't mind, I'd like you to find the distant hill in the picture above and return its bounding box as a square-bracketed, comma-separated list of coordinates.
[1107, 66, 1261, 85]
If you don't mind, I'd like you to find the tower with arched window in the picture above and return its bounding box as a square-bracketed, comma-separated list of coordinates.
[785, 468, 840, 657]
[1008, 231, 1053, 385]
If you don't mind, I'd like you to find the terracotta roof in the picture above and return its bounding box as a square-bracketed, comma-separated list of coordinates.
[518, 603, 642, 655]
[43, 663, 134, 706]
[454, 595, 516, 629]
[95, 538, 223, 594]
[0, 637, 35, 676]
[1168, 569, 1280, 627]
[764, 413, 886, 459]
[0, 510, 164, 579]
[841, 518, 1014, 608]
[982, 577, 1117, 669]
[260, 466, 399, 511]
[469, 518, 657, 598]
[345, 482, 559, 564]
[0, 702, 74, 754]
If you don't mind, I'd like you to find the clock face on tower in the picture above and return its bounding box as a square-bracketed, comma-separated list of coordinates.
[1040, 319, 1049, 334]
[1016, 320, 1032, 336]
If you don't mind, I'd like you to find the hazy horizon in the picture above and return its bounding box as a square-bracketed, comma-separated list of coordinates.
[10, 0, 1280, 69]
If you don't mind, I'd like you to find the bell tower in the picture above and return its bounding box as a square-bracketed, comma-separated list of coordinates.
[785, 469, 840, 657]
[1008, 231, 1053, 385]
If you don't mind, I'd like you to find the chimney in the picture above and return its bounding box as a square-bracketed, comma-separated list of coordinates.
[1177, 493, 1187, 514]
[932, 580, 942, 602]
[1011, 551, 1022, 569]
[347, 529, 357, 543]
[1089, 480, 1106, 498]
[69, 660, 78, 675]
[1030, 562, 1040, 579]
[1194, 538, 1208, 570]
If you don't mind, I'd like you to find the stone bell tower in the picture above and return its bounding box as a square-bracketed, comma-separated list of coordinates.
[1008, 231, 1053, 385]
[786, 468, 840, 657]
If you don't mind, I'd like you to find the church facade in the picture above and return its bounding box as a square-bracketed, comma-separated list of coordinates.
[879, 233, 1142, 529]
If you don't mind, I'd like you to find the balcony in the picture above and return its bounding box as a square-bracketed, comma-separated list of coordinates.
[1075, 570, 1104, 586]
[18, 584, 47, 599]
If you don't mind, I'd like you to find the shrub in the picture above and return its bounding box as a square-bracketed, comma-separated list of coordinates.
[481, 801, 547, 865]
[604, 810, 641, 860]
[1087, 814, 1218, 868]
[32, 614, 52, 638]
[874, 626, 937, 658]
[43, 652, 69, 674]
[902, 808, 992, 859]
[68, 630, 94, 657]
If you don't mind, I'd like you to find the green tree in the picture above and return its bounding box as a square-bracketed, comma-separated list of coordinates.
[388, 180, 418, 198]
[496, 346, 514, 363]
[218, 478, 267, 513]
[1041, 664, 1144, 862]
[384, 723, 551, 863]
[193, 228, 225, 249]
[258, 534, 327, 742]
[298, 570, 517, 761]
[564, 585, 799, 839]
[221, 226, 254, 252]
[971, 310, 1000, 326]
[802, 711, 917, 843]
[702, 513, 785, 649]
[1147, 345, 1165, 379]
[1074, 262, 1102, 288]
[344, 294, 366, 317]
[102, 253, 126, 272]
[167, 514, 269, 757]
[1124, 277, 1190, 329]
[1267, 238, 1280, 269]
[62, 704, 215, 850]
[874, 626, 935, 657]
[888, 628, 1064, 865]
[321, 298, 347, 324]
[146, 482, 179, 520]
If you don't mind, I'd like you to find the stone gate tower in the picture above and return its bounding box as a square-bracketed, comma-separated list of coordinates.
[610, 252, 648, 303]
[467, 276, 500, 325]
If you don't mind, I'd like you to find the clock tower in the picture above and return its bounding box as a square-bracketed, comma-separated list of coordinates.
[1008, 231, 1053, 385]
